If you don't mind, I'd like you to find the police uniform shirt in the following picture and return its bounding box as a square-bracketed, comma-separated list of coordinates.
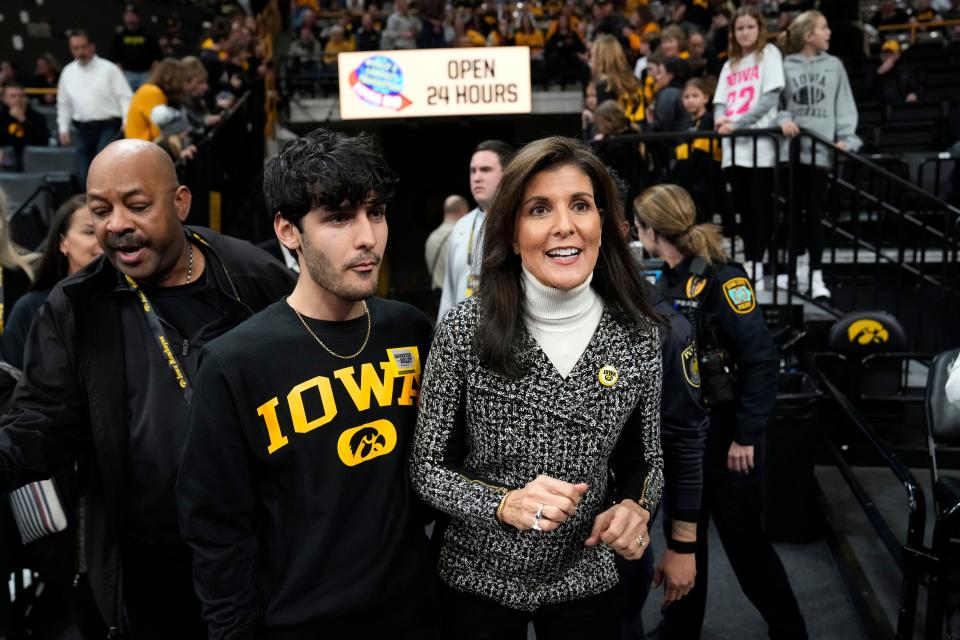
[652, 296, 708, 523]
[659, 257, 778, 447]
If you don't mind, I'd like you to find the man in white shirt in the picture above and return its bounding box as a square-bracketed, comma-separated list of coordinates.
[425, 194, 468, 295]
[436, 140, 514, 321]
[57, 30, 132, 184]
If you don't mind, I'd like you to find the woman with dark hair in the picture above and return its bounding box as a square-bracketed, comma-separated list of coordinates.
[411, 136, 664, 639]
[1, 195, 101, 368]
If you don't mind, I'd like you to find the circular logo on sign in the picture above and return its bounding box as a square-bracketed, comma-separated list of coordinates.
[357, 55, 404, 95]
[598, 365, 619, 387]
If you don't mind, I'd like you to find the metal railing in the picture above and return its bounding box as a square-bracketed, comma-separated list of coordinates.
[599, 128, 960, 351]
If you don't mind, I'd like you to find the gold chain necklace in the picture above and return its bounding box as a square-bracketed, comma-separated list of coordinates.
[289, 299, 371, 360]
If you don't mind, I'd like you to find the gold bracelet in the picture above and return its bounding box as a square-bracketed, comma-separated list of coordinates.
[495, 490, 513, 523]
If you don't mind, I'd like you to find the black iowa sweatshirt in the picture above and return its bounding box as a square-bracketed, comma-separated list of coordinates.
[177, 297, 436, 639]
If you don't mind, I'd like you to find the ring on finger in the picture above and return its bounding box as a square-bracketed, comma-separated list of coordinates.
[532, 518, 542, 532]
[535, 503, 545, 522]
[635, 533, 646, 547]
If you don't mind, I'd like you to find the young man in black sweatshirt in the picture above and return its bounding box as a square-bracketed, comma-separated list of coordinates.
[177, 129, 438, 639]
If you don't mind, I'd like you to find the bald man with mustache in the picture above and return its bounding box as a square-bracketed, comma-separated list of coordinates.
[0, 139, 294, 638]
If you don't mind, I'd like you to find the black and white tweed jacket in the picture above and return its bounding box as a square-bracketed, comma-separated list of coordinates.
[411, 296, 664, 611]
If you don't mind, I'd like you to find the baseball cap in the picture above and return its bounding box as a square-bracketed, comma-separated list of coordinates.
[881, 39, 901, 54]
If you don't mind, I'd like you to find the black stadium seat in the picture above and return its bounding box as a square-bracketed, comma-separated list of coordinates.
[878, 122, 942, 153]
[22, 146, 77, 177]
[885, 101, 945, 124]
[0, 172, 48, 212]
[858, 102, 885, 127]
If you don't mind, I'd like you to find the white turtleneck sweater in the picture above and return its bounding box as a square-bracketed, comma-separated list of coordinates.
[521, 266, 604, 378]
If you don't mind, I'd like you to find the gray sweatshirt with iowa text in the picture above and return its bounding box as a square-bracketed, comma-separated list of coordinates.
[777, 52, 861, 166]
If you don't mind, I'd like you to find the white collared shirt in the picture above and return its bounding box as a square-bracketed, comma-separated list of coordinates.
[57, 55, 133, 133]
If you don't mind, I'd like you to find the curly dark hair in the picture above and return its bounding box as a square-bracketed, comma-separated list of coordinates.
[263, 128, 397, 229]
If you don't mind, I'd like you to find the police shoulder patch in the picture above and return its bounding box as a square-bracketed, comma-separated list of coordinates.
[685, 275, 707, 299]
[681, 343, 701, 388]
[722, 277, 756, 314]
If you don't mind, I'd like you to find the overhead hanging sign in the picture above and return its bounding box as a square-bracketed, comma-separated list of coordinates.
[338, 46, 532, 120]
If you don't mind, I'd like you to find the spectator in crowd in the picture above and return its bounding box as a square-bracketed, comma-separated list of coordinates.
[659, 25, 689, 59]
[437, 139, 514, 320]
[515, 13, 546, 60]
[152, 104, 197, 163]
[648, 57, 691, 133]
[592, 34, 646, 123]
[582, 81, 600, 139]
[109, 4, 163, 91]
[412, 136, 663, 638]
[0, 83, 50, 170]
[672, 77, 722, 224]
[382, 0, 421, 49]
[354, 12, 382, 51]
[632, 4, 661, 39]
[26, 53, 61, 106]
[488, 18, 516, 46]
[913, 0, 942, 22]
[56, 30, 132, 184]
[1, 195, 101, 369]
[545, 12, 589, 88]
[0, 61, 18, 85]
[426, 195, 469, 296]
[592, 100, 650, 204]
[288, 25, 323, 80]
[675, 0, 713, 32]
[179, 128, 439, 638]
[634, 184, 807, 640]
[777, 10, 861, 300]
[124, 57, 185, 141]
[633, 31, 659, 79]
[181, 56, 222, 136]
[871, 0, 911, 26]
[0, 139, 294, 638]
[714, 6, 785, 287]
[323, 25, 355, 65]
[0, 188, 38, 331]
[595, 0, 632, 53]
[687, 27, 719, 76]
[865, 40, 920, 103]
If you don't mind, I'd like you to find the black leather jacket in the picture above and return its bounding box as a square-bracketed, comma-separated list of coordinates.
[0, 226, 294, 632]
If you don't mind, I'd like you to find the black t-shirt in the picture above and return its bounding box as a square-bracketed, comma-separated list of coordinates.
[177, 297, 437, 634]
[109, 27, 163, 72]
[122, 269, 239, 543]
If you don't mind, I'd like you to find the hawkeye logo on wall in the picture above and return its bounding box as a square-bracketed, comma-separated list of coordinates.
[339, 47, 532, 120]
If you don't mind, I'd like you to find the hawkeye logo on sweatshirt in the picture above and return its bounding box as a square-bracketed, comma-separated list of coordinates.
[256, 346, 421, 462]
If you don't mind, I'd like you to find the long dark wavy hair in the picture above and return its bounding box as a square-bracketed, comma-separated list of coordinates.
[476, 136, 660, 378]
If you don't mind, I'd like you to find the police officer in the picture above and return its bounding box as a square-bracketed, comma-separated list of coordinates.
[633, 184, 807, 640]
[616, 217, 708, 640]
